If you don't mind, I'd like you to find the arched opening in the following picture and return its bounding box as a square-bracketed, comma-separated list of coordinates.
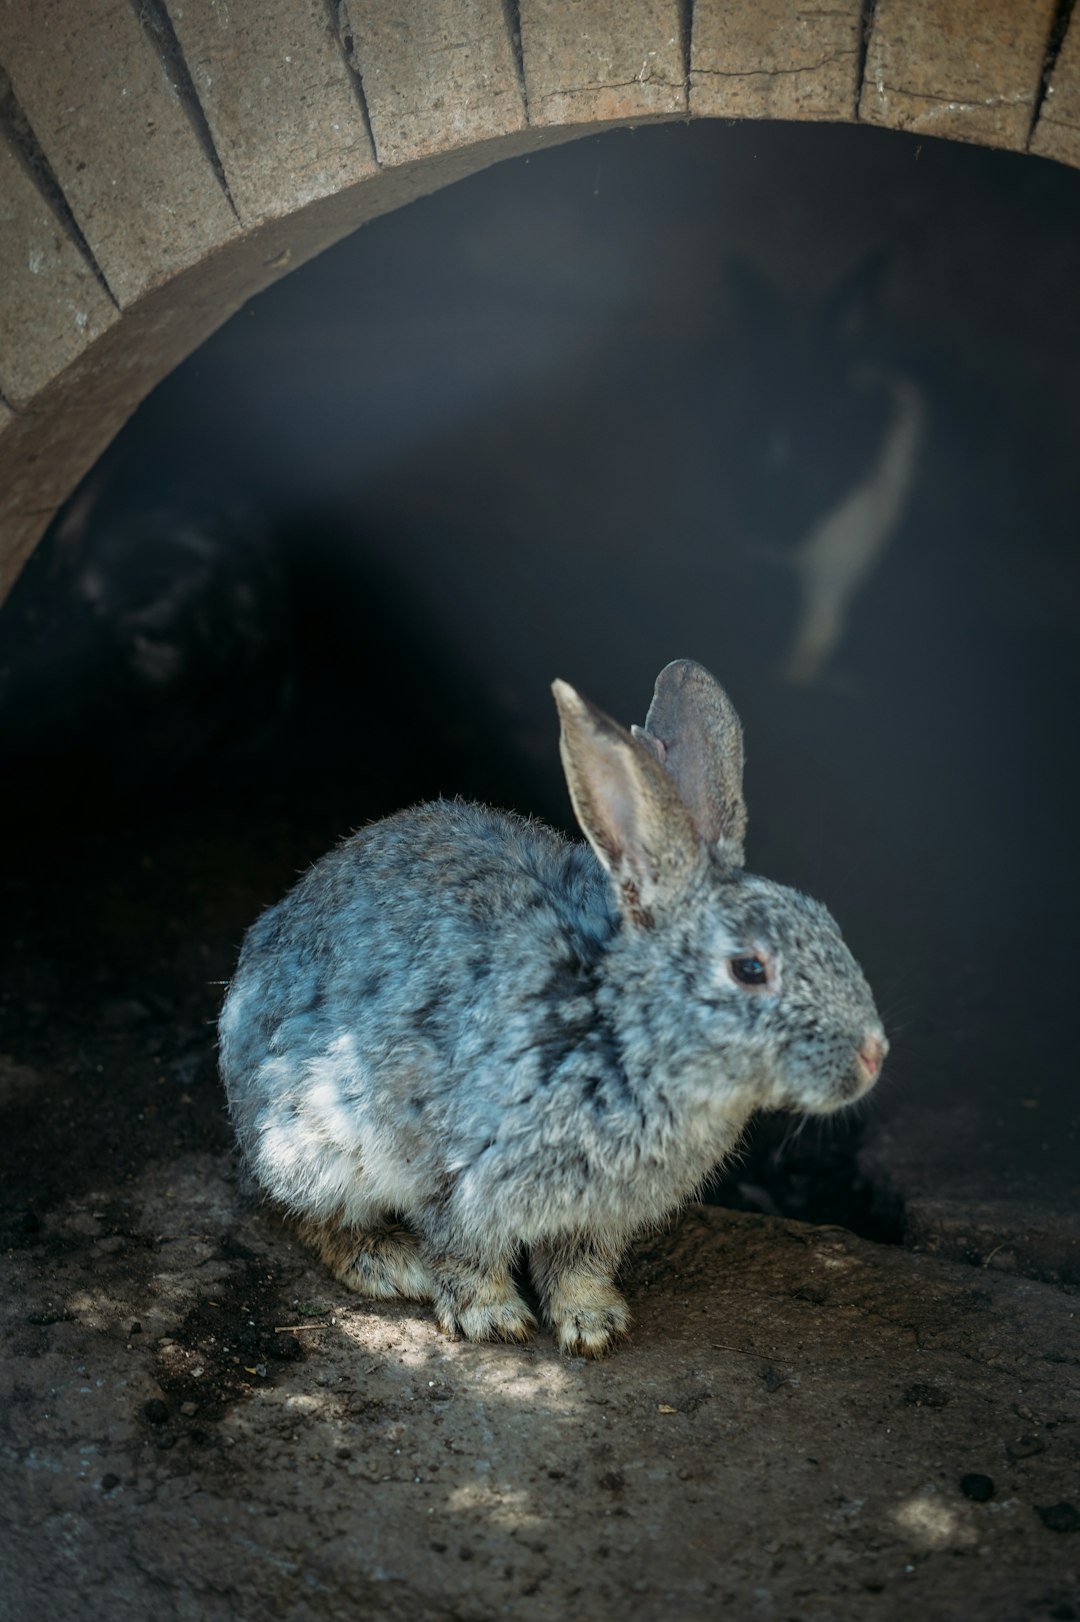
[4, 114, 1077, 1261]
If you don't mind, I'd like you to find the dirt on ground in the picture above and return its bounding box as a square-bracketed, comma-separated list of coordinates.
[3, 1143, 1079, 1622]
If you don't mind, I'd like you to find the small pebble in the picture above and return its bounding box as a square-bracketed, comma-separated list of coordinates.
[99, 1473, 120, 1492]
[960, 1474, 995, 1503]
[1037, 1502, 1080, 1534]
[143, 1399, 169, 1425]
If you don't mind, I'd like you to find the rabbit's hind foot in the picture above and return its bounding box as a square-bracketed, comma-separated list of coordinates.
[428, 1255, 537, 1345]
[531, 1238, 631, 1358]
[296, 1212, 434, 1302]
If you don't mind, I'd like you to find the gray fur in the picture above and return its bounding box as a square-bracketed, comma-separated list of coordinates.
[219, 663, 886, 1355]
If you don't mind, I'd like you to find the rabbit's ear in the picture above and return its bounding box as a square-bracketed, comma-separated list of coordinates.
[552, 680, 700, 925]
[632, 659, 747, 866]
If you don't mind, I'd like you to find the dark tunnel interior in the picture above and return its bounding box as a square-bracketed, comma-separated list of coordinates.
[1, 118, 1078, 1261]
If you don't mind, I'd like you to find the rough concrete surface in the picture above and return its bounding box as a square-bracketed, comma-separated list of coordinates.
[342, 0, 527, 165]
[859, 0, 1057, 150]
[166, 0, 379, 224]
[0, 134, 119, 408]
[519, 0, 687, 127]
[0, 0, 239, 307]
[690, 0, 862, 123]
[3, 1159, 1078, 1622]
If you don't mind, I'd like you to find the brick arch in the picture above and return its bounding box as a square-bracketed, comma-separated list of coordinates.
[1, 0, 1077, 599]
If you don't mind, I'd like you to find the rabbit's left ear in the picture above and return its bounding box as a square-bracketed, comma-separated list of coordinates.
[552, 680, 700, 926]
[632, 659, 747, 867]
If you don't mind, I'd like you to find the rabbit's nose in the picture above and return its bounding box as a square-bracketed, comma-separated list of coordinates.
[856, 1030, 888, 1084]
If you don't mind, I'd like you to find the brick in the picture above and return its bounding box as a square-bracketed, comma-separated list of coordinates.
[342, 0, 526, 165]
[0, 134, 118, 405]
[165, 0, 378, 224]
[0, 0, 238, 306]
[859, 0, 1058, 151]
[520, 0, 686, 126]
[690, 0, 861, 122]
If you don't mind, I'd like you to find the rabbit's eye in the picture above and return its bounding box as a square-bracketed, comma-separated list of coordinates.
[729, 955, 769, 988]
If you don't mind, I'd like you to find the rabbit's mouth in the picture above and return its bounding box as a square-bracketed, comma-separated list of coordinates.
[827, 1033, 887, 1108]
[780, 1040, 886, 1114]
[855, 1030, 888, 1087]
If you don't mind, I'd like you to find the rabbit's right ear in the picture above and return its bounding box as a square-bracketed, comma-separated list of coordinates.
[552, 680, 700, 926]
[632, 659, 747, 866]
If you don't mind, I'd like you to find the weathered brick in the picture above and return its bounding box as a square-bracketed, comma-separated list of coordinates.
[0, 133, 118, 405]
[342, 0, 526, 165]
[521, 0, 686, 126]
[860, 0, 1057, 151]
[690, 0, 861, 122]
[166, 0, 377, 224]
[0, 0, 238, 305]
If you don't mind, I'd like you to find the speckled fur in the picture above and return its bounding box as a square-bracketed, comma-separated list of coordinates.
[219, 661, 886, 1354]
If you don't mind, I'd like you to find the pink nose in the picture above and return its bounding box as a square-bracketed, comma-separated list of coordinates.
[856, 1031, 887, 1083]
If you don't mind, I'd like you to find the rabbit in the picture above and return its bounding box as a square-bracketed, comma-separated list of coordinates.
[218, 659, 887, 1356]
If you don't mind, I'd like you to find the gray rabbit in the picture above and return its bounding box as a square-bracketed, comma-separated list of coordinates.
[219, 660, 886, 1355]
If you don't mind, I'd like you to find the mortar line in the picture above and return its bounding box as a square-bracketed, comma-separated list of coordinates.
[677, 0, 694, 97]
[1027, 0, 1077, 145]
[131, 0, 240, 218]
[324, 0, 381, 165]
[0, 65, 119, 309]
[854, 0, 879, 120]
[501, 0, 529, 118]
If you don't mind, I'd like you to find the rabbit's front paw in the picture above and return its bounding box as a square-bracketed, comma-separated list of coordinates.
[297, 1215, 434, 1301]
[430, 1263, 537, 1345]
[550, 1283, 631, 1358]
[531, 1237, 631, 1357]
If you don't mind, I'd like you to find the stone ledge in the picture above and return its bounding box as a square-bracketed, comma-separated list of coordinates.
[3, 1150, 1076, 1619]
